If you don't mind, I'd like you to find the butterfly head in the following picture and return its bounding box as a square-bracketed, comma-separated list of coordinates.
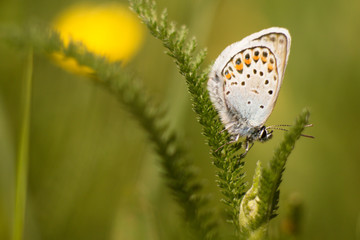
[253, 126, 273, 142]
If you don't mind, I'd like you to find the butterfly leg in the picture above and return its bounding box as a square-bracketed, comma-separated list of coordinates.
[240, 140, 254, 158]
[219, 128, 227, 134]
[219, 122, 236, 134]
[215, 134, 240, 152]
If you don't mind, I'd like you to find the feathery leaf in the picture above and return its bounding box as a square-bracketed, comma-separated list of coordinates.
[130, 0, 247, 232]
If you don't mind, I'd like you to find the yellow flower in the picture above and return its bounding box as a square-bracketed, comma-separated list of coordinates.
[52, 3, 144, 74]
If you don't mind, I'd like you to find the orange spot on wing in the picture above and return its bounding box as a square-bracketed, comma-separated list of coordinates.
[245, 58, 251, 65]
[261, 56, 267, 63]
[235, 62, 243, 72]
[268, 63, 274, 72]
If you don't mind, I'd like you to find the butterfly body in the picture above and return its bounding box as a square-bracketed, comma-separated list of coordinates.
[208, 27, 291, 150]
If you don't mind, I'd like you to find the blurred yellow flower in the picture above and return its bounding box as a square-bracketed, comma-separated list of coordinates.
[52, 3, 144, 74]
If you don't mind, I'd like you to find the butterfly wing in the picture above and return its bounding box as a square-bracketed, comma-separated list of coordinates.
[208, 27, 291, 133]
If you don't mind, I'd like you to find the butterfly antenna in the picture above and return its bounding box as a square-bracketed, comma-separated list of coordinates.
[266, 124, 313, 128]
[268, 124, 292, 128]
[267, 127, 288, 131]
[266, 126, 315, 139]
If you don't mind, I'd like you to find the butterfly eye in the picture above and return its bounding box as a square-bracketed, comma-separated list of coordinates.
[260, 129, 267, 138]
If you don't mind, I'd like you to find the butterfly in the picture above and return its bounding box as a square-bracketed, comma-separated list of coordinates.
[207, 27, 292, 155]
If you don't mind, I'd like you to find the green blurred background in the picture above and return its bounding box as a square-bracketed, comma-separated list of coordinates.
[1, 0, 360, 239]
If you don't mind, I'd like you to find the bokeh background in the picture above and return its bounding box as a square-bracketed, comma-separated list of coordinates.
[1, 0, 360, 239]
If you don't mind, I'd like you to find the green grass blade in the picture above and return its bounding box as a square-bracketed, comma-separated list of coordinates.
[13, 47, 33, 240]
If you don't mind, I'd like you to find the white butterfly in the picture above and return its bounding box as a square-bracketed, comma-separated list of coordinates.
[207, 27, 291, 154]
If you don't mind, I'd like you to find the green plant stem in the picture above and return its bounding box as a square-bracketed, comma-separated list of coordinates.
[13, 47, 33, 240]
[129, 1, 246, 232]
[239, 110, 310, 239]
